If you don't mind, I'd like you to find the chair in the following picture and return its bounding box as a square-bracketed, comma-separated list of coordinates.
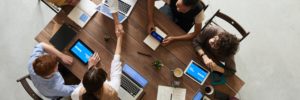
[16, 74, 42, 100]
[39, 0, 61, 13]
[202, 9, 250, 42]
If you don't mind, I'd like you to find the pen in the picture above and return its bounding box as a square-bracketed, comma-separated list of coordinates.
[170, 93, 172, 100]
[137, 51, 152, 57]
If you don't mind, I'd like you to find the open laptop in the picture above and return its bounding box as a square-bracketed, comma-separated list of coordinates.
[184, 60, 210, 85]
[119, 64, 148, 100]
[96, 0, 137, 23]
[68, 0, 97, 28]
[49, 24, 77, 51]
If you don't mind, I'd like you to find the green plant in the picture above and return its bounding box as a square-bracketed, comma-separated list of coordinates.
[153, 60, 163, 70]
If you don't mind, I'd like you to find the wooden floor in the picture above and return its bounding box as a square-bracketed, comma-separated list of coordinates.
[35, 0, 244, 99]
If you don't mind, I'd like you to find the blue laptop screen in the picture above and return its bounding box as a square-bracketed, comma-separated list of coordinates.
[123, 64, 148, 88]
[193, 91, 203, 100]
[70, 40, 93, 64]
[186, 62, 209, 84]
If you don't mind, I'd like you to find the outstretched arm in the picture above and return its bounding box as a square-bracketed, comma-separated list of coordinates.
[40, 42, 73, 65]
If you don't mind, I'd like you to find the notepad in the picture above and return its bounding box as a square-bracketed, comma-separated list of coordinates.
[157, 85, 186, 100]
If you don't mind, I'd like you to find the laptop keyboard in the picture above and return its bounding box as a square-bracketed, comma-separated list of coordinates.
[121, 75, 141, 96]
[118, 0, 131, 14]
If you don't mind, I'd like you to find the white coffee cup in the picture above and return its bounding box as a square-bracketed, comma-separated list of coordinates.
[204, 85, 214, 95]
[173, 68, 183, 78]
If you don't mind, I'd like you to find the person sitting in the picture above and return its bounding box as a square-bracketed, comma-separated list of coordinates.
[28, 42, 77, 99]
[147, 0, 205, 45]
[71, 29, 124, 100]
[47, 0, 79, 7]
[193, 25, 240, 76]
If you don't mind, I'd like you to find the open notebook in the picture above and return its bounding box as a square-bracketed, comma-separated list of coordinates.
[157, 85, 186, 100]
[143, 27, 167, 50]
[68, 0, 97, 28]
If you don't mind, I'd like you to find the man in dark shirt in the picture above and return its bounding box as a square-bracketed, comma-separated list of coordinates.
[147, 0, 205, 45]
[193, 25, 239, 76]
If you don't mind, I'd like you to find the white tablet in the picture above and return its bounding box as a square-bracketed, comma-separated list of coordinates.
[184, 60, 210, 85]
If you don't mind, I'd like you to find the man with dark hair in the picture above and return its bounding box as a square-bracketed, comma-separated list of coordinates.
[28, 42, 77, 99]
[148, 0, 205, 45]
[193, 25, 240, 76]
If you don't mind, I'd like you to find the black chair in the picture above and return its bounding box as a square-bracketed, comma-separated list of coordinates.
[202, 9, 250, 42]
[39, 0, 60, 13]
[16, 74, 42, 100]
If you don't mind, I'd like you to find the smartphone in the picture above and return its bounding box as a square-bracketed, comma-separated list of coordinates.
[193, 91, 203, 100]
[151, 31, 164, 43]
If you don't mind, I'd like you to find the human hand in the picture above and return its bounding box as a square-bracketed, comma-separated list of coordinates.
[88, 52, 101, 69]
[60, 54, 73, 65]
[115, 23, 125, 38]
[147, 22, 155, 34]
[203, 56, 218, 71]
[162, 36, 175, 46]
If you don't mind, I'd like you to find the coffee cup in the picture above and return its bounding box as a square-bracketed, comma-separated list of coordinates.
[204, 85, 214, 95]
[173, 68, 183, 78]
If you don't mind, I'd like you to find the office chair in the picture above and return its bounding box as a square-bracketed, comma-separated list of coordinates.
[39, 0, 60, 13]
[202, 9, 250, 42]
[16, 74, 43, 100]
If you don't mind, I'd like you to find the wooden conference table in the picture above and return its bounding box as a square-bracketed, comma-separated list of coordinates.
[35, 0, 244, 99]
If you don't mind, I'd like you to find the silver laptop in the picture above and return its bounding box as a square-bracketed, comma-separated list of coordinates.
[119, 64, 148, 100]
[96, 0, 137, 23]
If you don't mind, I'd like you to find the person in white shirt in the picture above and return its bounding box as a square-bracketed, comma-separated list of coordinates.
[108, 0, 125, 37]
[71, 28, 124, 100]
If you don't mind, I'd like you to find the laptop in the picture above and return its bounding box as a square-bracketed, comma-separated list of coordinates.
[49, 24, 77, 51]
[68, 0, 97, 28]
[184, 60, 210, 85]
[119, 64, 148, 100]
[96, 0, 137, 23]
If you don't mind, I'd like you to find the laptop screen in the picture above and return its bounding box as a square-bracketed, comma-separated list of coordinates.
[185, 61, 209, 85]
[122, 64, 148, 88]
[69, 40, 94, 64]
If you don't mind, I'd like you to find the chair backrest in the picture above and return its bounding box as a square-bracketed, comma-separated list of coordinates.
[202, 9, 250, 42]
[16, 74, 42, 100]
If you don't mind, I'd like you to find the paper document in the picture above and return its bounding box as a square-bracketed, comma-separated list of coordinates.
[157, 85, 186, 100]
[143, 27, 167, 50]
[68, 0, 97, 27]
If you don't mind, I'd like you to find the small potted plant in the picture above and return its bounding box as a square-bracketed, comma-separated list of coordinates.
[153, 60, 163, 70]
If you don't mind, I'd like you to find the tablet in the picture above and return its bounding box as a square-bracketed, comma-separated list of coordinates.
[184, 60, 210, 85]
[69, 39, 94, 64]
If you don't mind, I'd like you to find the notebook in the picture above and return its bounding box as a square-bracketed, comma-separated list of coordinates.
[49, 24, 77, 51]
[143, 27, 167, 50]
[157, 85, 186, 100]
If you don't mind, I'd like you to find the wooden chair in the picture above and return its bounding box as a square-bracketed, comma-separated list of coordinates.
[16, 74, 42, 100]
[39, 0, 60, 13]
[202, 9, 250, 42]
